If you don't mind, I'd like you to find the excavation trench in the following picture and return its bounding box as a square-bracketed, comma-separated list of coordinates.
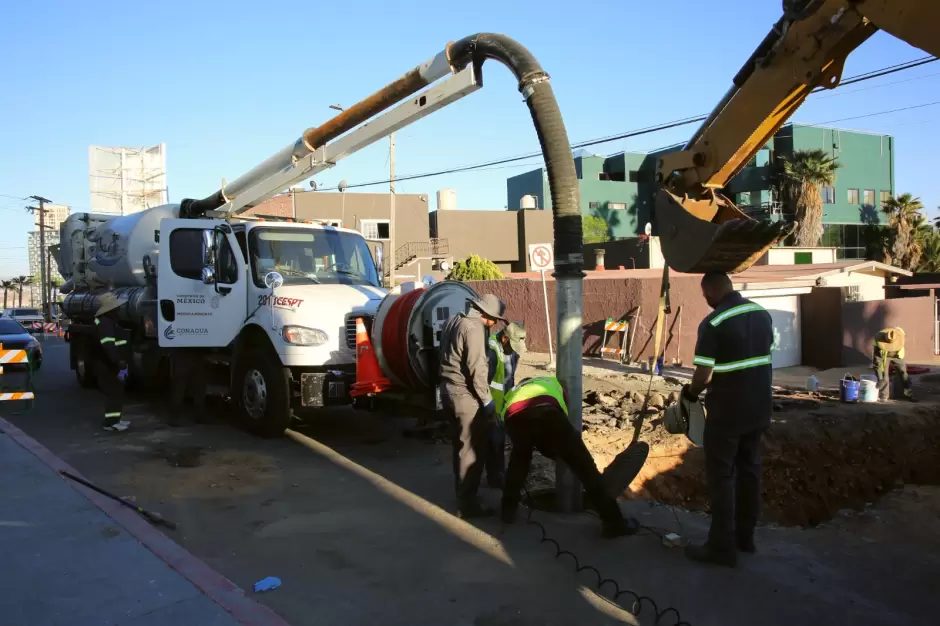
[525, 383, 940, 527]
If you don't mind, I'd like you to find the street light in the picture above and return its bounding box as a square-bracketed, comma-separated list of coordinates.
[328, 104, 344, 112]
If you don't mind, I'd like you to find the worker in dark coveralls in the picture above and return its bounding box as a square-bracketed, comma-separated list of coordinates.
[682, 272, 774, 567]
[94, 293, 131, 433]
[499, 376, 638, 538]
[439, 294, 507, 519]
[484, 321, 527, 488]
[872, 327, 915, 401]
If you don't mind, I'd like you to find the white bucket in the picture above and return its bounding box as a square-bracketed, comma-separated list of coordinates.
[859, 376, 879, 403]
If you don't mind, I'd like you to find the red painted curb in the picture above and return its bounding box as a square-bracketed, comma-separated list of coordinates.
[0, 417, 291, 626]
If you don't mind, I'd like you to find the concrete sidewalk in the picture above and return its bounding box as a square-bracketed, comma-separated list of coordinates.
[0, 423, 288, 626]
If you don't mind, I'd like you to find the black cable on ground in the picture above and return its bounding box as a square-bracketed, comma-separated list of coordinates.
[521, 488, 692, 626]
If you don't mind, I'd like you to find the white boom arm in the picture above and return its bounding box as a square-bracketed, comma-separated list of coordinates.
[209, 66, 480, 217]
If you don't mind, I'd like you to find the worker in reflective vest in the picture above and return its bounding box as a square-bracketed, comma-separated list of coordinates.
[94, 293, 131, 433]
[872, 327, 914, 401]
[500, 376, 638, 538]
[682, 272, 774, 567]
[485, 322, 527, 488]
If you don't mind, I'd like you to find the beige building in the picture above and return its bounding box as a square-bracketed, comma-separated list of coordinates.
[35, 204, 70, 230]
[251, 190, 555, 281]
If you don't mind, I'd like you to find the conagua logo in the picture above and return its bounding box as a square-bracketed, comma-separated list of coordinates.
[258, 295, 304, 308]
[164, 325, 175, 340]
[176, 328, 209, 335]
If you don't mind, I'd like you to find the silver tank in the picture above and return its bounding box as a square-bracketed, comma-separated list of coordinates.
[62, 286, 155, 324]
[59, 204, 178, 291]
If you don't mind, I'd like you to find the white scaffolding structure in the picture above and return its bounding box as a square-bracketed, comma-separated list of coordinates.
[89, 144, 168, 215]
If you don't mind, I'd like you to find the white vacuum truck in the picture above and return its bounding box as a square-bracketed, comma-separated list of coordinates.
[58, 33, 583, 437]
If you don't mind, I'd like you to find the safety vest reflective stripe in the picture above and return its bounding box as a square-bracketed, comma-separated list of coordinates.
[692, 355, 715, 367]
[100, 337, 115, 344]
[488, 337, 506, 413]
[115, 340, 127, 347]
[94, 318, 100, 325]
[104, 412, 121, 418]
[712, 355, 772, 372]
[710, 303, 764, 327]
[501, 376, 567, 420]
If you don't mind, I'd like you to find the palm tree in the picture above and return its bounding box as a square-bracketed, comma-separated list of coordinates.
[779, 149, 840, 247]
[13, 276, 30, 307]
[0, 280, 13, 309]
[917, 230, 940, 272]
[882, 193, 925, 271]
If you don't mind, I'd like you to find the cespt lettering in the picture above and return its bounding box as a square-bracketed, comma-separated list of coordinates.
[258, 295, 304, 308]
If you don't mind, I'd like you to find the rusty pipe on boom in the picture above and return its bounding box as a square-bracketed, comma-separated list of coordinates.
[179, 51, 454, 218]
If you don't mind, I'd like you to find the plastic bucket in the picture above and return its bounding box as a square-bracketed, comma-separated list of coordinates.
[859, 377, 879, 403]
[840, 375, 860, 402]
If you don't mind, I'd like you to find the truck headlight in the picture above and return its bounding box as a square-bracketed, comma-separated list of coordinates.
[282, 326, 329, 346]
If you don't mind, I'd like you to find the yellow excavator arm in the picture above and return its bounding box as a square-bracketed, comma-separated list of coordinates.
[655, 0, 940, 274]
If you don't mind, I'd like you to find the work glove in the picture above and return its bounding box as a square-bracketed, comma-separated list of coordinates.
[117, 368, 129, 382]
[481, 400, 497, 421]
[681, 384, 699, 403]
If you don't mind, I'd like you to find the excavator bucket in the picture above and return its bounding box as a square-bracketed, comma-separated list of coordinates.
[654, 188, 796, 274]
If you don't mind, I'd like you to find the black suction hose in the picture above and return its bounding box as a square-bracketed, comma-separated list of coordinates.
[449, 34, 583, 276]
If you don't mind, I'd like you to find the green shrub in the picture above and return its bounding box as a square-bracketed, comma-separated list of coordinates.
[582, 215, 610, 243]
[447, 254, 504, 281]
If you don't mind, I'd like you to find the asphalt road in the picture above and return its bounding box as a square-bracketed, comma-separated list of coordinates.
[6, 337, 940, 626]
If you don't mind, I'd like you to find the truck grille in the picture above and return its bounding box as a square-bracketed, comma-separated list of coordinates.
[345, 315, 373, 349]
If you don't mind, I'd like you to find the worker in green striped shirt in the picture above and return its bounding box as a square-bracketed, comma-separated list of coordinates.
[682, 272, 774, 568]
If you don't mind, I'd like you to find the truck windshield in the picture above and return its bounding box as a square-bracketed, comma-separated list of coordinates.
[248, 227, 380, 288]
[14, 309, 40, 317]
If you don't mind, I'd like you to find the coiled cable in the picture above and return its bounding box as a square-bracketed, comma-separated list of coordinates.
[521, 488, 692, 626]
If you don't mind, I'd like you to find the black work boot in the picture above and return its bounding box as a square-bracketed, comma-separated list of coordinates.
[457, 501, 495, 520]
[685, 542, 737, 568]
[601, 516, 640, 539]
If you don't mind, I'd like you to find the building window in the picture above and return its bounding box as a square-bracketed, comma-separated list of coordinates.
[880, 190, 891, 204]
[588, 201, 600, 210]
[607, 202, 627, 210]
[863, 189, 875, 206]
[822, 187, 835, 204]
[847, 188, 859, 204]
[794, 252, 813, 265]
[360, 219, 390, 240]
[737, 191, 752, 206]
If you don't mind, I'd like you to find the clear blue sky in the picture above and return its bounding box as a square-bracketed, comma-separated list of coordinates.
[1, 0, 938, 277]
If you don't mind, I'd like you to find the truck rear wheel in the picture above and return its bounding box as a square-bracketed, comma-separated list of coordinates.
[73, 339, 97, 389]
[233, 348, 291, 437]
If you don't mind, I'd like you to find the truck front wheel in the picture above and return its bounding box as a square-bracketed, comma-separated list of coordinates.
[233, 348, 291, 437]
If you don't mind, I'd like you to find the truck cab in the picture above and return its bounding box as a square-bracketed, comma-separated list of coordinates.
[156, 216, 386, 435]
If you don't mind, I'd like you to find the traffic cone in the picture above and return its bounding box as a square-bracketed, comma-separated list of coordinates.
[350, 318, 391, 397]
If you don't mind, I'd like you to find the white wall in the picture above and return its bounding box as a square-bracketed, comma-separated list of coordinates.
[760, 247, 837, 265]
[816, 271, 886, 301]
[649, 236, 665, 269]
[752, 295, 802, 368]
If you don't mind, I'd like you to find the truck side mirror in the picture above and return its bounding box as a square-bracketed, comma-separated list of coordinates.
[201, 229, 217, 266]
[201, 266, 216, 285]
[374, 245, 385, 279]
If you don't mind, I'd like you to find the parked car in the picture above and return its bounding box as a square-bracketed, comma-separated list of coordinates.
[2, 308, 44, 333]
[0, 318, 42, 369]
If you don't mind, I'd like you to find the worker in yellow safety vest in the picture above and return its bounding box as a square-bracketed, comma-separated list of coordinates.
[499, 376, 639, 538]
[873, 327, 915, 401]
[485, 322, 527, 488]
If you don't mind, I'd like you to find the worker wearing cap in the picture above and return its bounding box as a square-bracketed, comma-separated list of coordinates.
[439, 293, 507, 519]
[94, 293, 131, 433]
[485, 321, 527, 488]
[499, 376, 639, 538]
[682, 272, 774, 567]
[873, 327, 914, 401]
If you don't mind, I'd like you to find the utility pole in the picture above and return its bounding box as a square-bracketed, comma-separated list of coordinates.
[27, 196, 52, 322]
[389, 133, 396, 288]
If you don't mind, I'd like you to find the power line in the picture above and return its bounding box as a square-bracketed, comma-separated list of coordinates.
[811, 100, 940, 126]
[331, 56, 938, 190]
